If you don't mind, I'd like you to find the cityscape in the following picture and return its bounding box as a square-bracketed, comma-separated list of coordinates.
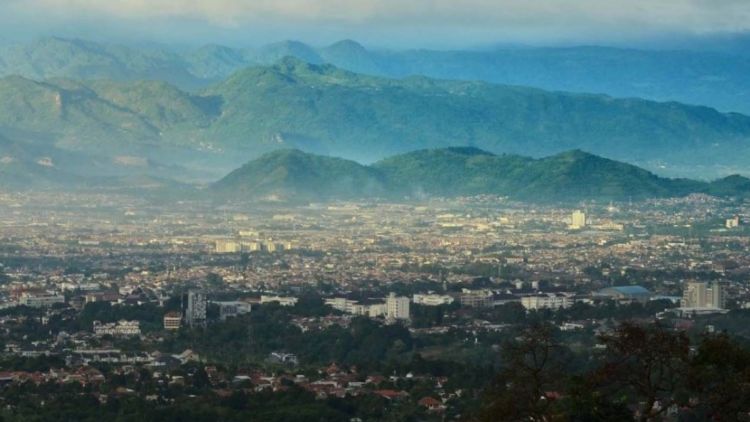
[1, 190, 749, 419]
[1, 0, 750, 421]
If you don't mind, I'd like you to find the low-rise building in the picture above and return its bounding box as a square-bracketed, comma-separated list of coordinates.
[412, 294, 454, 306]
[459, 290, 493, 308]
[213, 301, 252, 320]
[260, 295, 298, 307]
[93, 320, 141, 337]
[521, 293, 573, 310]
[18, 292, 65, 308]
[163, 312, 182, 330]
[596, 285, 652, 303]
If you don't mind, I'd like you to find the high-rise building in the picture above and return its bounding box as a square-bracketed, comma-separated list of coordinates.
[682, 281, 725, 309]
[708, 282, 725, 309]
[186, 290, 207, 326]
[386, 293, 410, 320]
[570, 210, 586, 229]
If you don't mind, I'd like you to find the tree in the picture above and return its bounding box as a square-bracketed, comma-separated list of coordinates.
[591, 322, 690, 422]
[192, 366, 211, 390]
[477, 324, 568, 421]
[685, 333, 750, 420]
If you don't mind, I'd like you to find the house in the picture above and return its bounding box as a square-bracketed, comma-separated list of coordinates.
[418, 396, 446, 412]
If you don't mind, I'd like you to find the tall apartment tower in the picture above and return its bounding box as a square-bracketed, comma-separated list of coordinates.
[682, 281, 725, 309]
[386, 293, 410, 321]
[186, 290, 207, 326]
[570, 210, 586, 229]
[708, 282, 725, 309]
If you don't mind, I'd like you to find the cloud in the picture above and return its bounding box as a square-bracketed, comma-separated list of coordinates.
[3, 0, 750, 46]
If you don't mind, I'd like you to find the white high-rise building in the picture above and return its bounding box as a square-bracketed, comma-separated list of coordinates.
[708, 282, 725, 309]
[186, 290, 207, 326]
[386, 293, 410, 320]
[570, 210, 586, 229]
[682, 282, 725, 309]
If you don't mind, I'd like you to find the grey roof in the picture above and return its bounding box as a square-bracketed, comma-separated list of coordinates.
[598, 285, 651, 297]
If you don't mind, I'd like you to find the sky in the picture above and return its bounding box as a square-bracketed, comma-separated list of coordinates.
[1, 0, 750, 49]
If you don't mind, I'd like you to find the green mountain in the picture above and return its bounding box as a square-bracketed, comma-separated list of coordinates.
[2, 57, 750, 181]
[202, 58, 750, 176]
[213, 148, 750, 203]
[212, 149, 386, 201]
[0, 37, 204, 89]
[5, 37, 750, 116]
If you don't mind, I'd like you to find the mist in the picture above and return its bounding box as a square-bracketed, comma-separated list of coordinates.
[2, 0, 750, 50]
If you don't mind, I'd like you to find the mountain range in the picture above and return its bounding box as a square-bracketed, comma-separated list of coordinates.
[1, 56, 750, 182]
[2, 37, 750, 115]
[212, 148, 750, 203]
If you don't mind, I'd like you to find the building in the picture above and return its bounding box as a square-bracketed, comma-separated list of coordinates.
[18, 292, 65, 308]
[682, 281, 725, 309]
[412, 294, 454, 306]
[93, 320, 141, 337]
[386, 293, 410, 320]
[268, 352, 298, 366]
[213, 301, 252, 320]
[260, 295, 298, 306]
[368, 303, 387, 318]
[214, 239, 241, 253]
[265, 242, 280, 253]
[570, 210, 587, 229]
[596, 285, 652, 303]
[726, 215, 741, 229]
[163, 311, 182, 330]
[521, 293, 573, 310]
[459, 289, 493, 308]
[241, 241, 262, 252]
[84, 291, 119, 303]
[186, 291, 207, 326]
[324, 298, 360, 313]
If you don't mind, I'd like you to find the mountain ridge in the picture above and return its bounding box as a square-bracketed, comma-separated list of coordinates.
[212, 148, 750, 203]
[2, 56, 750, 181]
[4, 36, 750, 115]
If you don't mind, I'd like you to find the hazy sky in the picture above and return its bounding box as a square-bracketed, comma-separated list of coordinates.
[2, 0, 750, 48]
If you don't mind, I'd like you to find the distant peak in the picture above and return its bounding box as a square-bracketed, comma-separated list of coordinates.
[257, 148, 322, 162]
[274, 40, 312, 48]
[554, 149, 599, 160]
[718, 174, 750, 182]
[442, 146, 494, 156]
[263, 148, 306, 156]
[275, 56, 317, 72]
[277, 55, 309, 66]
[273, 56, 341, 76]
[327, 39, 367, 51]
